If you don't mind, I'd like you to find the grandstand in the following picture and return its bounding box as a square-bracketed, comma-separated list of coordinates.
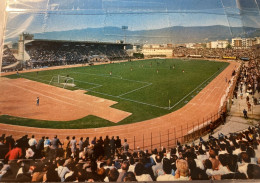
[2, 46, 17, 67]
[1, 45, 21, 72]
[25, 40, 129, 68]
[172, 47, 255, 60]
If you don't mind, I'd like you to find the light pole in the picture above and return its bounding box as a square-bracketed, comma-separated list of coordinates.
[122, 26, 128, 44]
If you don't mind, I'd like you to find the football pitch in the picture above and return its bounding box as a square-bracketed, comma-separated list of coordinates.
[3, 59, 229, 128]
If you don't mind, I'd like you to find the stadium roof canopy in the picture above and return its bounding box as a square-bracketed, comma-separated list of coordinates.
[4, 0, 260, 44]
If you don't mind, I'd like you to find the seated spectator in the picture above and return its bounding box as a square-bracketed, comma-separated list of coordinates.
[56, 159, 70, 182]
[134, 163, 153, 181]
[128, 156, 136, 172]
[123, 172, 137, 182]
[156, 158, 175, 181]
[108, 168, 119, 182]
[117, 160, 130, 182]
[31, 163, 48, 182]
[247, 164, 260, 179]
[43, 163, 60, 182]
[0, 160, 11, 181]
[238, 152, 251, 178]
[152, 155, 163, 178]
[209, 149, 220, 170]
[174, 159, 189, 180]
[16, 163, 32, 182]
[204, 159, 214, 177]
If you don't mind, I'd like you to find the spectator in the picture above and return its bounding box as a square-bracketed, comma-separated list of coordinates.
[108, 168, 119, 182]
[36, 136, 45, 158]
[63, 136, 70, 159]
[123, 172, 137, 182]
[70, 136, 77, 158]
[117, 160, 130, 182]
[28, 135, 37, 152]
[51, 135, 62, 158]
[175, 159, 189, 180]
[156, 158, 175, 181]
[152, 155, 163, 178]
[123, 139, 129, 154]
[5, 145, 22, 161]
[134, 163, 153, 181]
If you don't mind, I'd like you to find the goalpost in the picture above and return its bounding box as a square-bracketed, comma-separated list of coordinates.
[49, 75, 75, 88]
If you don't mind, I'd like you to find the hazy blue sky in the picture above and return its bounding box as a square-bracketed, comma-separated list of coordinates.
[4, 0, 260, 40]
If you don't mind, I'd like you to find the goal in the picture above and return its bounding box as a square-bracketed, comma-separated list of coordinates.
[49, 75, 75, 88]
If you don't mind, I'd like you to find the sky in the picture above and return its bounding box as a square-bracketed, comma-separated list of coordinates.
[4, 0, 260, 41]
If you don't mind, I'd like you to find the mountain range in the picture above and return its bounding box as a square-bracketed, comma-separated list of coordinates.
[25, 25, 260, 44]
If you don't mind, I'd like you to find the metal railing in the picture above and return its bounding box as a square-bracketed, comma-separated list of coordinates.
[129, 65, 240, 151]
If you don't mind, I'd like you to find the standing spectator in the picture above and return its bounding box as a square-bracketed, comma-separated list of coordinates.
[83, 137, 89, 149]
[79, 137, 84, 152]
[63, 136, 70, 159]
[70, 136, 77, 158]
[91, 137, 96, 145]
[247, 102, 252, 111]
[209, 122, 214, 135]
[110, 136, 115, 156]
[243, 109, 248, 119]
[28, 135, 37, 152]
[36, 97, 40, 106]
[98, 136, 104, 147]
[36, 136, 45, 158]
[5, 145, 22, 161]
[123, 139, 129, 155]
[115, 136, 122, 153]
[51, 135, 62, 158]
[104, 136, 111, 157]
[43, 137, 51, 155]
[5, 135, 15, 150]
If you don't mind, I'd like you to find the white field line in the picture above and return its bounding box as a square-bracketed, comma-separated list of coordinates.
[18, 75, 104, 106]
[75, 87, 167, 110]
[118, 83, 152, 97]
[19, 64, 226, 110]
[169, 65, 227, 110]
[74, 79, 102, 87]
[5, 82, 82, 108]
[71, 71, 151, 84]
[22, 74, 103, 90]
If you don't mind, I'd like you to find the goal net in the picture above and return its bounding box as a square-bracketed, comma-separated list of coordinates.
[49, 75, 75, 88]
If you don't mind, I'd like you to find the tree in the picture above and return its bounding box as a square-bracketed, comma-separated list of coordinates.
[133, 53, 144, 59]
[226, 43, 232, 49]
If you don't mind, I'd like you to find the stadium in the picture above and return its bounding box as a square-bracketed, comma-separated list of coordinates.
[0, 0, 260, 182]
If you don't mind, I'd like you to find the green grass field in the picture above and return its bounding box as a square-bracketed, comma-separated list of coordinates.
[3, 59, 229, 128]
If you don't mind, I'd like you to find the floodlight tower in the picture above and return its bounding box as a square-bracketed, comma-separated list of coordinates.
[122, 26, 128, 44]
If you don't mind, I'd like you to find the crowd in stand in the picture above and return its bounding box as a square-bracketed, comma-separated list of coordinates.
[233, 59, 260, 114]
[2, 46, 18, 67]
[173, 47, 254, 59]
[1, 122, 260, 182]
[25, 41, 128, 68]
